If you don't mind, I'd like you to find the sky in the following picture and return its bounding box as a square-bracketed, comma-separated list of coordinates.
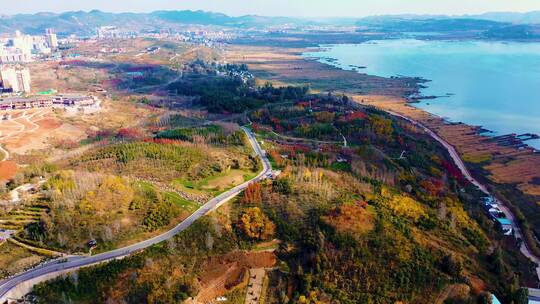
[1, 0, 540, 17]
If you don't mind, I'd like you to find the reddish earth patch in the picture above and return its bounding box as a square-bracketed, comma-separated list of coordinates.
[467, 276, 487, 294]
[193, 251, 277, 303]
[36, 118, 61, 130]
[0, 160, 17, 181]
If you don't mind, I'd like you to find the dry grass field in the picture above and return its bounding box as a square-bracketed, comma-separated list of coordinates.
[225, 45, 418, 96]
[30, 61, 111, 93]
[0, 241, 45, 280]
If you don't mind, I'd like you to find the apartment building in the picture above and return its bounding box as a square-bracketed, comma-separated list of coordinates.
[45, 29, 58, 49]
[0, 47, 32, 64]
[0, 66, 31, 93]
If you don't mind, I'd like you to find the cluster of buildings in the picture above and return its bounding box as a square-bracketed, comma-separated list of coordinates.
[0, 66, 31, 93]
[0, 29, 58, 64]
[96, 26, 138, 40]
[0, 94, 98, 111]
[95, 26, 235, 46]
[0, 29, 60, 94]
[482, 196, 513, 236]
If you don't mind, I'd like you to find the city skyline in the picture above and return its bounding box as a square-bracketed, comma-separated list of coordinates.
[1, 0, 540, 17]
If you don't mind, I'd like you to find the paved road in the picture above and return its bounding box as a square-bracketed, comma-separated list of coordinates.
[386, 110, 540, 280]
[0, 127, 272, 302]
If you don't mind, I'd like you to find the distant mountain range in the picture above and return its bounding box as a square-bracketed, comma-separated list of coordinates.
[355, 14, 540, 39]
[0, 9, 539, 37]
[470, 11, 540, 24]
[356, 11, 540, 25]
[0, 10, 311, 36]
[355, 17, 504, 32]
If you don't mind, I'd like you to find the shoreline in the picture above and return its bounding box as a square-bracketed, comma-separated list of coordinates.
[226, 43, 540, 284]
[381, 106, 540, 281]
[356, 95, 540, 260]
[304, 44, 540, 152]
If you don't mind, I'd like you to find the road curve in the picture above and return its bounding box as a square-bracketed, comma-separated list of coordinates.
[0, 127, 272, 302]
[385, 110, 540, 280]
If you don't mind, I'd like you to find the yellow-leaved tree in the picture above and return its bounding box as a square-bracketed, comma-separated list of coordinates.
[236, 207, 275, 240]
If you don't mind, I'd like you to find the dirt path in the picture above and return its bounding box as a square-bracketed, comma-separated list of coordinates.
[434, 284, 463, 304]
[245, 268, 266, 304]
[0, 109, 50, 162]
[191, 265, 240, 303]
[0, 111, 26, 161]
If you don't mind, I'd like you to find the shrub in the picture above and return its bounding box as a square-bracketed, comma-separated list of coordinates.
[272, 178, 291, 194]
[142, 195, 181, 231]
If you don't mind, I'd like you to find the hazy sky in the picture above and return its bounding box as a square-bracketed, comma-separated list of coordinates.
[2, 0, 540, 17]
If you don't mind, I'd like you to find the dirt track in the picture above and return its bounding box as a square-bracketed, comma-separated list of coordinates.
[0, 109, 51, 156]
[0, 109, 54, 181]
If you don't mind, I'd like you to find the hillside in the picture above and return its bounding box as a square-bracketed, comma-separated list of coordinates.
[25, 61, 536, 303]
[0, 34, 536, 303]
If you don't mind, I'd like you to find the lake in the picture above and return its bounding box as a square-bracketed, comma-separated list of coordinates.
[304, 39, 540, 150]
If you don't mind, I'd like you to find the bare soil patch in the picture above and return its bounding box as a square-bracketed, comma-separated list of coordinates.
[0, 160, 17, 181]
[36, 118, 62, 130]
[192, 251, 277, 303]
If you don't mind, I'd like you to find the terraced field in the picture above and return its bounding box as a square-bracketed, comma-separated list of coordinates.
[0, 204, 49, 232]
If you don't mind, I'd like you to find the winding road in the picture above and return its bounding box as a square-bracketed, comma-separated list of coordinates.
[0, 127, 272, 303]
[3, 107, 537, 302]
[385, 110, 540, 281]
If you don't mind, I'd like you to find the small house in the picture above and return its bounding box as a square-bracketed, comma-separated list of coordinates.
[495, 218, 513, 236]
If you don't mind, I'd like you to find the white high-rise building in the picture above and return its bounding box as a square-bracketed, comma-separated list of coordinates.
[45, 28, 58, 49]
[0, 31, 33, 63]
[97, 26, 120, 39]
[32, 36, 51, 55]
[11, 31, 33, 54]
[0, 66, 31, 93]
[0, 47, 32, 63]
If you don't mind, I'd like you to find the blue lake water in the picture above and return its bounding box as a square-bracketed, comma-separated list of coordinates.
[304, 40, 540, 150]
